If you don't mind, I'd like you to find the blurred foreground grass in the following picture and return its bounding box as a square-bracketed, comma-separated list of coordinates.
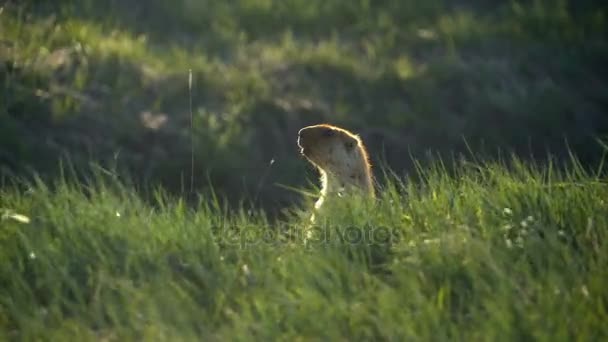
[0, 157, 607, 339]
[1, 0, 607, 211]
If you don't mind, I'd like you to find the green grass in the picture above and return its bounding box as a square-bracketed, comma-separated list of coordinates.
[1, 158, 607, 340]
[2, 2, 608, 337]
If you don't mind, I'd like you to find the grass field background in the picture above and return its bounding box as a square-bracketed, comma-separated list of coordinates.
[1, 0, 608, 339]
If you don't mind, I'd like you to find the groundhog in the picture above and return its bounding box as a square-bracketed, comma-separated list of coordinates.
[297, 124, 375, 212]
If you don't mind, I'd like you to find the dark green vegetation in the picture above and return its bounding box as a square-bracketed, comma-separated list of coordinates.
[2, 0, 607, 208]
[1, 159, 607, 339]
[1, 0, 608, 339]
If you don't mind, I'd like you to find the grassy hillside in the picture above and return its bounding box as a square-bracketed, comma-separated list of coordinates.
[1, 158, 607, 339]
[2, 0, 608, 210]
[2, 2, 608, 338]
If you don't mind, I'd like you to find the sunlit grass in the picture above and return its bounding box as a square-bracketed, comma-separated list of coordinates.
[1, 158, 606, 339]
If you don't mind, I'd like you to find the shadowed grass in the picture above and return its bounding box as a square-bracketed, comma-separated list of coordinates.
[1, 157, 606, 339]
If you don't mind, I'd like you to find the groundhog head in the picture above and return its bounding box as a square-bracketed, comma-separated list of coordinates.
[297, 124, 367, 177]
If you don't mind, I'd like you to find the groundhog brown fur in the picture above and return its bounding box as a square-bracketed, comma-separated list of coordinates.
[297, 124, 375, 211]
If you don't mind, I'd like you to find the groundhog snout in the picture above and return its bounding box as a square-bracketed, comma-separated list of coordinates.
[297, 127, 315, 151]
[299, 126, 333, 143]
[298, 125, 338, 160]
